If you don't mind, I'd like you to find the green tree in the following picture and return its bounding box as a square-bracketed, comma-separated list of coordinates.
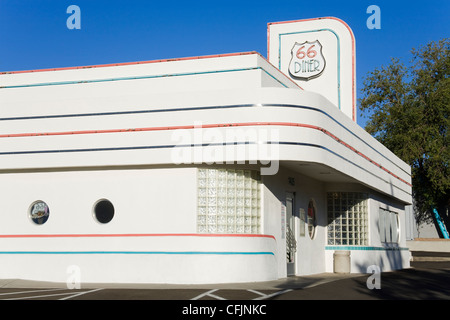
[359, 38, 449, 236]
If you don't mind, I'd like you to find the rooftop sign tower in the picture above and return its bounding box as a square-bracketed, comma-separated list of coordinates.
[268, 17, 356, 121]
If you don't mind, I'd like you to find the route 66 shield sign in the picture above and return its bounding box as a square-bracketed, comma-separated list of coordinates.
[288, 40, 326, 81]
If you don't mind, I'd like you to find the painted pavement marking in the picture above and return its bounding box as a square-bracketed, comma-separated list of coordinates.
[190, 288, 292, 300]
[0, 287, 103, 300]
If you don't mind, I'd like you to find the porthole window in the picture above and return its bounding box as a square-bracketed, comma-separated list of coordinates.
[93, 199, 115, 224]
[29, 201, 50, 225]
[307, 200, 317, 239]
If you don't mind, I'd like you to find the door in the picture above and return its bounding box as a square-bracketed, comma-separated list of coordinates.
[286, 193, 297, 276]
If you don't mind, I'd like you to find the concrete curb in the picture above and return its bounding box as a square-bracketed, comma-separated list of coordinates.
[410, 250, 450, 262]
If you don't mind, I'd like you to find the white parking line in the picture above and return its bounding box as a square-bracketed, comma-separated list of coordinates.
[0, 288, 103, 300]
[191, 289, 226, 300]
[206, 292, 226, 300]
[246, 289, 267, 297]
[191, 288, 292, 301]
[252, 289, 293, 300]
[0, 288, 69, 296]
[2, 291, 80, 300]
[59, 288, 103, 300]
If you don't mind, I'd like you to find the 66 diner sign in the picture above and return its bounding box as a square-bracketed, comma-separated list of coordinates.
[288, 40, 326, 81]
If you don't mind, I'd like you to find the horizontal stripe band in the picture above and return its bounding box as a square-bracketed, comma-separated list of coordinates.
[0, 140, 412, 195]
[325, 246, 409, 251]
[0, 136, 412, 189]
[0, 233, 276, 240]
[0, 104, 248, 121]
[0, 251, 275, 255]
[0, 67, 289, 89]
[0, 121, 323, 138]
[0, 52, 260, 74]
[0, 51, 302, 90]
[0, 103, 410, 177]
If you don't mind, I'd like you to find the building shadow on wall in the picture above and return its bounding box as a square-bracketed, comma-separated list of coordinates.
[352, 249, 405, 273]
[352, 214, 405, 273]
[351, 207, 450, 299]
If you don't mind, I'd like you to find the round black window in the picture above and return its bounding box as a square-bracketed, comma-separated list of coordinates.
[93, 199, 115, 224]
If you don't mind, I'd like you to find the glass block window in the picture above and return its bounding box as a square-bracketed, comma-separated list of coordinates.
[327, 192, 368, 245]
[197, 168, 261, 234]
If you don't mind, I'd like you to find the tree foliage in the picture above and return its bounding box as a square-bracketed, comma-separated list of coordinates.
[359, 39, 449, 231]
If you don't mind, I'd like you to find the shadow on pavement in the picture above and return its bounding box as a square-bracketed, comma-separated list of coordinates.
[268, 265, 450, 300]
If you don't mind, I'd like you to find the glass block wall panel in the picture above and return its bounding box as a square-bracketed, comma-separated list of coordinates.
[197, 168, 261, 234]
[327, 192, 369, 245]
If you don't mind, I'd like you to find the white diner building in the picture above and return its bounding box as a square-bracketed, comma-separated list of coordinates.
[0, 17, 412, 284]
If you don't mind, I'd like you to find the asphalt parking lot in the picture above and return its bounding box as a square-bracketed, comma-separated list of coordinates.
[0, 260, 449, 301]
[0, 272, 354, 301]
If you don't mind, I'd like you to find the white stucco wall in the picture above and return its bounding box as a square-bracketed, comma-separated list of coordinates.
[0, 52, 413, 283]
[262, 166, 328, 277]
[0, 166, 280, 284]
[0, 168, 198, 235]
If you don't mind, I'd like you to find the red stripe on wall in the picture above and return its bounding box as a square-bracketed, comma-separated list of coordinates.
[0, 52, 259, 75]
[0, 51, 303, 90]
[0, 233, 276, 240]
[0, 122, 319, 138]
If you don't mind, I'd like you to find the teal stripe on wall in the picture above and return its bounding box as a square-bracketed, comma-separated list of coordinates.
[0, 67, 289, 89]
[325, 246, 409, 251]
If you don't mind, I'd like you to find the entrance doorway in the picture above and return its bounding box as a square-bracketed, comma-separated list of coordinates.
[286, 192, 297, 275]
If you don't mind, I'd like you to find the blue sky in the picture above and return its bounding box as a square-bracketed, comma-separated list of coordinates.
[0, 0, 449, 127]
